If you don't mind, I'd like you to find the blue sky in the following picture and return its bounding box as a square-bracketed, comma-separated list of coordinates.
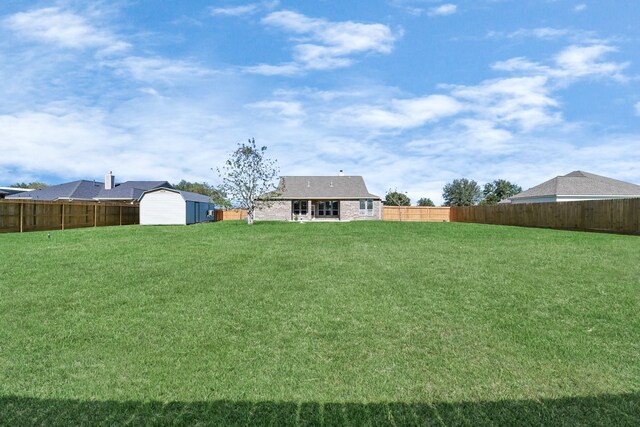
[1, 0, 639, 204]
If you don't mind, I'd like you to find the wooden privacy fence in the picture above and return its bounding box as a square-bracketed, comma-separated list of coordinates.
[214, 208, 248, 221]
[0, 200, 139, 233]
[383, 206, 451, 222]
[450, 198, 640, 235]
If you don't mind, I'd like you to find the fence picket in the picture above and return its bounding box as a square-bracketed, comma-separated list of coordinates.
[0, 200, 139, 233]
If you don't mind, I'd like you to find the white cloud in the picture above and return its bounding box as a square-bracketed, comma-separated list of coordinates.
[210, 4, 259, 16]
[492, 44, 628, 83]
[247, 100, 304, 118]
[210, 1, 279, 17]
[428, 4, 458, 16]
[103, 56, 216, 83]
[574, 4, 587, 12]
[554, 44, 627, 80]
[243, 63, 301, 76]
[246, 11, 399, 74]
[490, 27, 571, 40]
[635, 102, 640, 116]
[334, 94, 463, 129]
[449, 76, 560, 132]
[486, 27, 598, 43]
[3, 7, 129, 53]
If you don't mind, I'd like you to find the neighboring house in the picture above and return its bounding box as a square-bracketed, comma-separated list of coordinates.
[505, 171, 640, 204]
[6, 172, 171, 203]
[0, 187, 34, 199]
[139, 188, 215, 225]
[254, 175, 382, 221]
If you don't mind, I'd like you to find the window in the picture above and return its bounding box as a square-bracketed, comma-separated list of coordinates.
[317, 201, 338, 217]
[292, 200, 308, 215]
[360, 199, 374, 216]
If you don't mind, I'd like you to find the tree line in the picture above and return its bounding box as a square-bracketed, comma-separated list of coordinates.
[385, 178, 522, 207]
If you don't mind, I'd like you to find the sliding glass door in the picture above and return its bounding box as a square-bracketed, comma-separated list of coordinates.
[316, 201, 339, 217]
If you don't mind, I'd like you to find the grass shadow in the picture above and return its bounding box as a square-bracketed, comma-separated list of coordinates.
[1, 392, 639, 426]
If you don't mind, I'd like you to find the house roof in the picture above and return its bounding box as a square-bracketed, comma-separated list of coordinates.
[270, 176, 380, 200]
[0, 187, 35, 195]
[95, 181, 171, 200]
[7, 180, 103, 200]
[510, 171, 640, 200]
[140, 187, 213, 203]
[7, 180, 172, 201]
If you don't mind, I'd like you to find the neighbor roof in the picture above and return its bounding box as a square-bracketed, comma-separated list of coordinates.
[140, 187, 212, 203]
[7, 180, 103, 200]
[511, 171, 640, 199]
[95, 181, 171, 200]
[7, 180, 172, 201]
[269, 176, 380, 199]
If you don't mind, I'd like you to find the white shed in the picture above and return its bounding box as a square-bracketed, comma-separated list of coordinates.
[139, 188, 215, 225]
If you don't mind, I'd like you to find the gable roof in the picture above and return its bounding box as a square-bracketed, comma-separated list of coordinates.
[511, 171, 640, 200]
[140, 187, 212, 203]
[270, 176, 380, 200]
[7, 180, 172, 201]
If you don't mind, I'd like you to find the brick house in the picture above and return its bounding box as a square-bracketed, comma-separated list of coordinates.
[254, 175, 382, 221]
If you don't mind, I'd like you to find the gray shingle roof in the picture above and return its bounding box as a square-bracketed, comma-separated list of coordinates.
[7, 180, 103, 200]
[177, 190, 213, 203]
[95, 181, 171, 200]
[270, 176, 380, 199]
[7, 180, 173, 201]
[511, 171, 640, 199]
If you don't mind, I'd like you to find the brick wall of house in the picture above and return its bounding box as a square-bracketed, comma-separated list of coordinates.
[339, 200, 382, 221]
[254, 199, 383, 221]
[254, 201, 291, 221]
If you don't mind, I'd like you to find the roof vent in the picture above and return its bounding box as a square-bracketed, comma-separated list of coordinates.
[307, 180, 310, 188]
[339, 170, 344, 176]
[330, 180, 333, 187]
[105, 171, 115, 190]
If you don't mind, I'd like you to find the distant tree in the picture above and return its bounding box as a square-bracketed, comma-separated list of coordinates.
[416, 197, 435, 207]
[217, 138, 280, 225]
[442, 178, 482, 206]
[481, 179, 522, 205]
[12, 182, 49, 189]
[385, 189, 411, 206]
[172, 180, 229, 207]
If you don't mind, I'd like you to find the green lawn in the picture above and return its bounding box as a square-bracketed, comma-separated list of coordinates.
[1, 221, 638, 425]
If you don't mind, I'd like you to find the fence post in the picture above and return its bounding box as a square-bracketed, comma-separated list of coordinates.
[94, 205, 97, 227]
[119, 206, 122, 226]
[61, 204, 65, 230]
[19, 202, 24, 233]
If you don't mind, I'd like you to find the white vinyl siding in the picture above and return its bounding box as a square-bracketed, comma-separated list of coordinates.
[140, 189, 186, 225]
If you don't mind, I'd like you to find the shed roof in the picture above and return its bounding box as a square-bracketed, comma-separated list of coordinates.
[511, 171, 640, 200]
[140, 187, 213, 203]
[270, 176, 380, 199]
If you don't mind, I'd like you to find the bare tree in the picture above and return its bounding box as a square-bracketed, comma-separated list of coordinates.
[217, 139, 280, 224]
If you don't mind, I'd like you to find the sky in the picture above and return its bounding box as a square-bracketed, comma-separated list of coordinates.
[1, 0, 639, 204]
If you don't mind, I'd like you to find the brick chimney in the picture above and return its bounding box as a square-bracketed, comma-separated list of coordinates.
[105, 171, 115, 190]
